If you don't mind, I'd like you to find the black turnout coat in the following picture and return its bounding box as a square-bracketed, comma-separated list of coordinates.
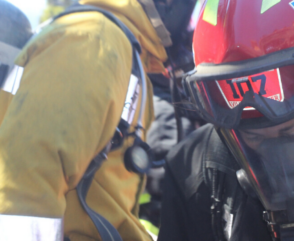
[158, 124, 272, 241]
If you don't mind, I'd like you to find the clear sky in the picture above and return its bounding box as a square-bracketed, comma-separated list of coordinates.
[6, 0, 47, 29]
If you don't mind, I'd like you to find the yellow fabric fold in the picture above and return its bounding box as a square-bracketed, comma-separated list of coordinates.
[79, 0, 167, 73]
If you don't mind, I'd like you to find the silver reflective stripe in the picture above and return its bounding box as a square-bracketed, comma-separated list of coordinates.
[135, 50, 147, 138]
[121, 74, 140, 125]
[147, 230, 158, 241]
[0, 214, 63, 241]
[223, 209, 234, 240]
[2, 65, 24, 95]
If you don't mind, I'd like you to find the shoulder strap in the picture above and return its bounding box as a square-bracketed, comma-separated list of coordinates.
[203, 129, 240, 179]
[203, 129, 246, 240]
[137, 0, 172, 47]
[76, 143, 122, 241]
[54, 4, 143, 241]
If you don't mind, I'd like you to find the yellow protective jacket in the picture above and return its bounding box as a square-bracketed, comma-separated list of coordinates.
[0, 0, 167, 240]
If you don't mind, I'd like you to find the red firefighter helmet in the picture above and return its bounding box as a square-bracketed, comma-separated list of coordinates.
[183, 0, 294, 215]
[183, 0, 294, 129]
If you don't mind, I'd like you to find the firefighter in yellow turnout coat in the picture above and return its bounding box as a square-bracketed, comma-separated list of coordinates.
[0, 0, 198, 240]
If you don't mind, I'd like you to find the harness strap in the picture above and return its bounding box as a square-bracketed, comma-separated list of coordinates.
[211, 168, 227, 241]
[204, 128, 244, 241]
[138, 0, 172, 47]
[76, 143, 123, 241]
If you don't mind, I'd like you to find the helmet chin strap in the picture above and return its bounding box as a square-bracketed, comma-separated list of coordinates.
[166, 48, 184, 142]
[138, 0, 173, 47]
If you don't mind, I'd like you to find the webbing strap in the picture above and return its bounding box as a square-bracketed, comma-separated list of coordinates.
[138, 0, 172, 47]
[76, 144, 123, 241]
[204, 128, 244, 240]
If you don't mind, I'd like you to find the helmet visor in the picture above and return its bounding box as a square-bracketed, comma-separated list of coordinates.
[184, 65, 294, 128]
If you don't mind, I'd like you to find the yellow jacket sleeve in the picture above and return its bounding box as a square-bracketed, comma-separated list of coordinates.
[0, 12, 133, 217]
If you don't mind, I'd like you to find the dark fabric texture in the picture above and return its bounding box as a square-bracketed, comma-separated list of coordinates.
[149, 73, 170, 92]
[158, 167, 214, 241]
[166, 124, 214, 199]
[146, 74, 194, 162]
[158, 123, 272, 241]
[230, 195, 272, 241]
[143, 74, 194, 228]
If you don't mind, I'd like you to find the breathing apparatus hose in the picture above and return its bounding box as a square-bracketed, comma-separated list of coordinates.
[167, 48, 184, 143]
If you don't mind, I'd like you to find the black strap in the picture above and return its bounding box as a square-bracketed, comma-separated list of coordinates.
[76, 143, 123, 241]
[204, 129, 244, 241]
[210, 168, 227, 241]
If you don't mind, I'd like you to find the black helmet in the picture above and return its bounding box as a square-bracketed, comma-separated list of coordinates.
[153, 0, 198, 45]
[0, 0, 32, 48]
[139, 0, 198, 47]
[0, 0, 32, 86]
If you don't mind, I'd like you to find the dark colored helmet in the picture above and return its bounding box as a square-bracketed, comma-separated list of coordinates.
[153, 0, 198, 45]
[0, 0, 32, 87]
[139, 0, 199, 47]
[0, 0, 32, 49]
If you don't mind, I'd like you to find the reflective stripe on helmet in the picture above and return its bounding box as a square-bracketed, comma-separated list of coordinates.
[203, 0, 220, 26]
[261, 0, 281, 14]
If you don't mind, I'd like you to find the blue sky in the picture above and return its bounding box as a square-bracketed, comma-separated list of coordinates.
[7, 0, 47, 29]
